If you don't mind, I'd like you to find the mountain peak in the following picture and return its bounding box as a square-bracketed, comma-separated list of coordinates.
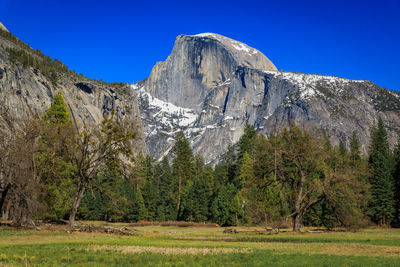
[0, 22, 9, 32]
[182, 33, 278, 72]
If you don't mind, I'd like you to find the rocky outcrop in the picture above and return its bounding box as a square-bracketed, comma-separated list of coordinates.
[137, 33, 400, 164]
[144, 33, 277, 112]
[0, 31, 148, 155]
[1, 26, 399, 165]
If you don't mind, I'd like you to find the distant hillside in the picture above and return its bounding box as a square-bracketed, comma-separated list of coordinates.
[0, 24, 148, 155]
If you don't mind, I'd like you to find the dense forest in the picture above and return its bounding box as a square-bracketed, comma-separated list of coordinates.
[0, 93, 399, 232]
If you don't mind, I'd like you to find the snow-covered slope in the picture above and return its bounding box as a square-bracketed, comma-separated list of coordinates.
[135, 33, 400, 164]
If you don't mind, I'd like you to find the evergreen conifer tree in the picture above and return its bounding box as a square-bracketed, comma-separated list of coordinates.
[39, 91, 75, 221]
[237, 123, 257, 162]
[141, 156, 158, 220]
[159, 157, 177, 220]
[350, 131, 361, 163]
[393, 135, 400, 226]
[322, 130, 333, 152]
[192, 178, 210, 222]
[211, 184, 243, 226]
[172, 132, 194, 215]
[178, 181, 195, 221]
[339, 140, 347, 156]
[368, 119, 395, 225]
[43, 92, 71, 124]
[133, 189, 146, 221]
[238, 152, 255, 188]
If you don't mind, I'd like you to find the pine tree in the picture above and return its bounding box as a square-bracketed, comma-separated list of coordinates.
[43, 92, 71, 124]
[130, 153, 147, 192]
[194, 155, 205, 180]
[368, 119, 395, 225]
[393, 135, 400, 226]
[347, 131, 370, 218]
[179, 176, 210, 222]
[263, 173, 283, 224]
[178, 181, 194, 221]
[133, 189, 146, 221]
[349, 131, 361, 163]
[238, 151, 256, 222]
[192, 178, 210, 222]
[39, 91, 75, 221]
[339, 140, 347, 156]
[238, 152, 255, 188]
[172, 132, 194, 216]
[159, 157, 177, 221]
[237, 123, 257, 162]
[141, 156, 158, 220]
[213, 163, 228, 193]
[203, 165, 215, 196]
[211, 184, 243, 226]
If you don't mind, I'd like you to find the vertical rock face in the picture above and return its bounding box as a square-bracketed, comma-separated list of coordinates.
[145, 33, 277, 112]
[137, 33, 400, 164]
[0, 31, 148, 155]
[1, 25, 399, 164]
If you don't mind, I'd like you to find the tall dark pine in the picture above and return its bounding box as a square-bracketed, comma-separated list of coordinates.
[339, 140, 347, 156]
[141, 156, 158, 221]
[172, 132, 194, 217]
[237, 123, 257, 161]
[368, 119, 395, 226]
[349, 131, 361, 163]
[159, 157, 177, 220]
[393, 135, 400, 226]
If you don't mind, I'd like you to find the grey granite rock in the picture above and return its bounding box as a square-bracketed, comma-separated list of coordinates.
[2, 27, 399, 165]
[137, 33, 400, 164]
[144, 33, 277, 113]
[0, 34, 148, 155]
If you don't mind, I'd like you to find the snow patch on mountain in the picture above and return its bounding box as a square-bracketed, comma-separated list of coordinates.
[193, 33, 218, 38]
[264, 71, 366, 100]
[132, 84, 197, 128]
[231, 42, 250, 53]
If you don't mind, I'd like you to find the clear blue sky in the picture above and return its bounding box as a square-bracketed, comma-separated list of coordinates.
[1, 0, 400, 91]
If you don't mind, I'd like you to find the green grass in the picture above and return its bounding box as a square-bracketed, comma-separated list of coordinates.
[0, 224, 400, 266]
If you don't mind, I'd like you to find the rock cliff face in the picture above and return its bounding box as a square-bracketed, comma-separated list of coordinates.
[145, 33, 277, 112]
[137, 33, 400, 164]
[0, 28, 148, 155]
[1, 25, 399, 164]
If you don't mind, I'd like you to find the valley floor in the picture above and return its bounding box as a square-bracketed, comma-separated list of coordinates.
[0, 222, 400, 266]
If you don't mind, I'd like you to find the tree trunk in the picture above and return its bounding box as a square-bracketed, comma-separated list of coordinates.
[293, 213, 303, 232]
[177, 177, 182, 215]
[0, 183, 10, 215]
[2, 200, 11, 220]
[69, 186, 87, 226]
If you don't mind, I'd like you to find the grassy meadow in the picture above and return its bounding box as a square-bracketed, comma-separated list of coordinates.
[0, 223, 400, 266]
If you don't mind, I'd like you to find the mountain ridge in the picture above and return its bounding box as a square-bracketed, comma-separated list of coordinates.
[0, 25, 399, 164]
[0, 25, 148, 156]
[137, 33, 400, 163]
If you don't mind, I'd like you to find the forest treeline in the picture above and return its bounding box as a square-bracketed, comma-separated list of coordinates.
[0, 93, 399, 231]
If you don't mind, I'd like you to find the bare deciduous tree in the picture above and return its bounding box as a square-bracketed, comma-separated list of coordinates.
[66, 112, 135, 226]
[0, 110, 42, 225]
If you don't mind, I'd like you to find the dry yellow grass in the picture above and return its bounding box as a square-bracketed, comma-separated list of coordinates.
[90, 245, 252, 255]
[249, 242, 400, 257]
